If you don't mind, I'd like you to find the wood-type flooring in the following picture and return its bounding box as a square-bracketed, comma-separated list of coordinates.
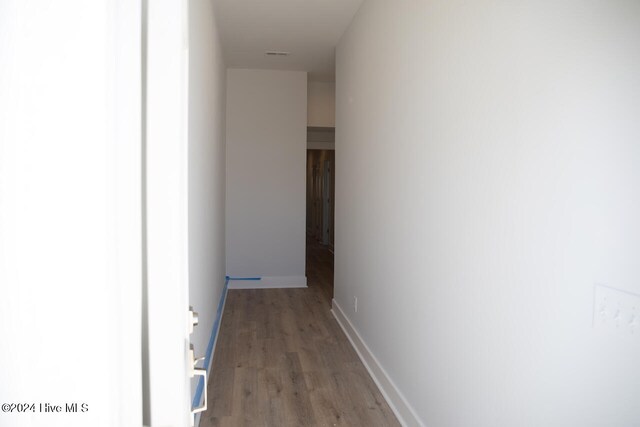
[200, 239, 400, 427]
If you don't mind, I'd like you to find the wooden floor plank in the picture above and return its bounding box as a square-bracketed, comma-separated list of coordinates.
[201, 238, 400, 427]
[280, 352, 317, 426]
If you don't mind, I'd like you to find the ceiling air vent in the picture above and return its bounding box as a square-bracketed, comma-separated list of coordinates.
[265, 51, 290, 57]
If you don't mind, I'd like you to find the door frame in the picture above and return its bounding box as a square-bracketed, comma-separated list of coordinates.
[144, 0, 192, 425]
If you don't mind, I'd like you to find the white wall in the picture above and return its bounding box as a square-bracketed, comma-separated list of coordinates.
[335, 1, 640, 426]
[0, 1, 142, 426]
[307, 80, 336, 127]
[226, 69, 307, 286]
[188, 0, 227, 413]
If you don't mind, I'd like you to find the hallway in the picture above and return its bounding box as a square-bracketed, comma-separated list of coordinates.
[201, 241, 399, 426]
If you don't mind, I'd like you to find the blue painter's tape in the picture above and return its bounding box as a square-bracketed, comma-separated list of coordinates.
[227, 276, 261, 281]
[191, 277, 229, 411]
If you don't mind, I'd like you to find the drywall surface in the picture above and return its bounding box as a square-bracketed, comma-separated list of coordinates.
[188, 0, 227, 409]
[308, 81, 336, 127]
[226, 69, 307, 282]
[0, 1, 142, 426]
[307, 127, 335, 150]
[335, 1, 640, 426]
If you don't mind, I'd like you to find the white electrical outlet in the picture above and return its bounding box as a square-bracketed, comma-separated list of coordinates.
[594, 284, 640, 342]
[353, 296, 358, 313]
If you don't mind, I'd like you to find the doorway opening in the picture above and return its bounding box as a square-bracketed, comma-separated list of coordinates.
[305, 127, 335, 304]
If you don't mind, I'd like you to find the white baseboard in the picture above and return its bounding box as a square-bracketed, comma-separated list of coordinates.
[228, 275, 307, 289]
[331, 299, 424, 427]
